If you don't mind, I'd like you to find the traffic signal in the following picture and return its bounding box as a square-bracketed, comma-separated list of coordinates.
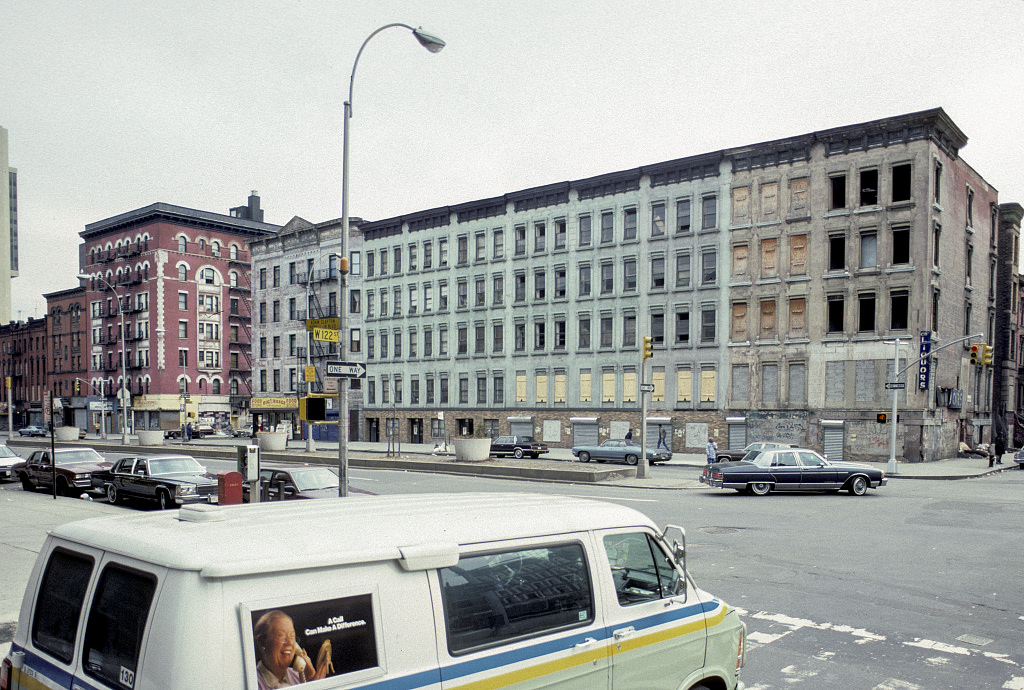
[73, 380, 80, 394]
[642, 336, 654, 361]
[303, 397, 327, 421]
[877, 413, 888, 424]
[982, 344, 994, 366]
[970, 343, 981, 365]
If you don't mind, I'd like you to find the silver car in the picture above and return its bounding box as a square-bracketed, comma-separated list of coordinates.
[571, 439, 672, 465]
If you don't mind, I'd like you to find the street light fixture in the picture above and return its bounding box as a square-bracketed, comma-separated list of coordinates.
[337, 23, 445, 497]
[79, 273, 130, 444]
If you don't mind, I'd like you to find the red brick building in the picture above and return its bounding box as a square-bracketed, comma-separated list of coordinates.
[44, 285, 87, 427]
[78, 194, 278, 432]
[0, 316, 47, 428]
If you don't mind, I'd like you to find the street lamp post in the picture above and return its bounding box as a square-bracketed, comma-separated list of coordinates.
[81, 274, 130, 444]
[337, 23, 445, 497]
[304, 262, 317, 453]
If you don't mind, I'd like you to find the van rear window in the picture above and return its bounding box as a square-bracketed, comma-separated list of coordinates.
[440, 543, 593, 654]
[83, 564, 156, 689]
[32, 548, 94, 664]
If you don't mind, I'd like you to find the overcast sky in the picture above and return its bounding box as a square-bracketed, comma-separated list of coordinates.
[2, 0, 1023, 319]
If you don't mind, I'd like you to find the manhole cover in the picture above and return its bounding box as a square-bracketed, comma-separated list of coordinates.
[700, 526, 741, 534]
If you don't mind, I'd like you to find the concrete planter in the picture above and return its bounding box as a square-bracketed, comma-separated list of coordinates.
[453, 438, 492, 462]
[55, 427, 79, 442]
[258, 432, 288, 451]
[137, 430, 164, 446]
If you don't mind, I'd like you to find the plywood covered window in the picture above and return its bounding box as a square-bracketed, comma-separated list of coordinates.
[790, 177, 808, 214]
[554, 373, 567, 403]
[761, 237, 778, 278]
[579, 371, 592, 402]
[652, 369, 665, 402]
[789, 297, 807, 336]
[732, 244, 749, 280]
[700, 368, 716, 403]
[760, 181, 778, 218]
[623, 371, 637, 403]
[516, 374, 527, 403]
[731, 302, 748, 342]
[760, 299, 777, 340]
[732, 187, 749, 222]
[677, 369, 693, 403]
[535, 374, 548, 403]
[789, 234, 807, 276]
[602, 372, 615, 403]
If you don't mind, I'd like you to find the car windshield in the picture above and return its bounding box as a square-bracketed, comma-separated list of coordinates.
[54, 449, 105, 466]
[0, 445, 18, 458]
[750, 452, 774, 468]
[148, 457, 205, 475]
[290, 467, 339, 491]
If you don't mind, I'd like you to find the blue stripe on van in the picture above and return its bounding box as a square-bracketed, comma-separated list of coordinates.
[439, 598, 720, 682]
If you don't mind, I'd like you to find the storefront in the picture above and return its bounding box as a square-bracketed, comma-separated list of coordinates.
[250, 397, 299, 436]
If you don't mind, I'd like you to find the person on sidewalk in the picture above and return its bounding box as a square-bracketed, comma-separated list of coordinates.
[990, 433, 1006, 467]
[706, 438, 717, 465]
[657, 426, 670, 452]
[625, 428, 633, 441]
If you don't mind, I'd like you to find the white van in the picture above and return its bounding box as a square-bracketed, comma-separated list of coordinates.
[1, 493, 746, 690]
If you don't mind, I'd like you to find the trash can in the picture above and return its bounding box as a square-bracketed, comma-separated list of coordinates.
[217, 470, 243, 505]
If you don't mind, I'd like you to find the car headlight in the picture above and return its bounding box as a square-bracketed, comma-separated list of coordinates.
[176, 485, 196, 496]
[75, 473, 90, 481]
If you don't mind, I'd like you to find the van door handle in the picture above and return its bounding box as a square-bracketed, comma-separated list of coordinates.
[613, 626, 636, 640]
[574, 637, 597, 649]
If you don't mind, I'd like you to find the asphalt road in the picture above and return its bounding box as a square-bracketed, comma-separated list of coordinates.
[3, 456, 1022, 688]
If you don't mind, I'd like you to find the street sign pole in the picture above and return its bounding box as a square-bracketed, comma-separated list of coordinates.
[638, 356, 649, 480]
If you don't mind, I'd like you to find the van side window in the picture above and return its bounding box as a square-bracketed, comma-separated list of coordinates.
[32, 548, 95, 664]
[440, 543, 593, 654]
[603, 533, 682, 605]
[83, 564, 157, 689]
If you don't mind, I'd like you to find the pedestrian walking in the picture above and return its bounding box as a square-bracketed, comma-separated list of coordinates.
[624, 428, 633, 441]
[185, 422, 193, 442]
[706, 438, 717, 465]
[657, 426, 670, 452]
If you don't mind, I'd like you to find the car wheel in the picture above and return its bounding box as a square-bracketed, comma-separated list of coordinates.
[156, 490, 173, 510]
[848, 475, 869, 496]
[578, 452, 591, 463]
[749, 482, 771, 496]
[19, 473, 34, 492]
[513, 448, 524, 459]
[106, 484, 118, 504]
[625, 454, 639, 466]
[57, 478, 74, 497]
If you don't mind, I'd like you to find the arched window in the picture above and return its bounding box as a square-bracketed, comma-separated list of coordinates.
[198, 238, 206, 250]
[212, 380, 221, 394]
[229, 271, 238, 288]
[177, 237, 187, 253]
[230, 245, 238, 260]
[177, 265, 187, 281]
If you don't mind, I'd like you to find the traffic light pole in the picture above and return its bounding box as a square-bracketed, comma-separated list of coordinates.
[886, 332, 983, 475]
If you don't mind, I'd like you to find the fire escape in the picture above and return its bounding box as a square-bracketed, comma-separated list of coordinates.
[296, 267, 339, 396]
[228, 252, 254, 409]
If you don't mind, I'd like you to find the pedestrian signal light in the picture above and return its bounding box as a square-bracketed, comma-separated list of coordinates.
[982, 344, 994, 366]
[970, 343, 980, 365]
[877, 413, 888, 424]
[642, 336, 653, 361]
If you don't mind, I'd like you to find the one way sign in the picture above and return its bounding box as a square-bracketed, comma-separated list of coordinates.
[325, 361, 367, 378]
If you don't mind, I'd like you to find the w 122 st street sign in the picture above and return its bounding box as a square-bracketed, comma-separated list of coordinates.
[325, 361, 367, 378]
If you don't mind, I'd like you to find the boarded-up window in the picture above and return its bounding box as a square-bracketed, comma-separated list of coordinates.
[652, 369, 665, 402]
[761, 182, 778, 217]
[825, 361, 844, 405]
[731, 364, 749, 404]
[788, 362, 806, 403]
[732, 244, 749, 279]
[579, 371, 592, 402]
[602, 372, 615, 402]
[855, 361, 875, 403]
[761, 237, 778, 278]
[536, 374, 548, 404]
[623, 372, 637, 403]
[731, 302, 748, 341]
[760, 300, 777, 339]
[790, 234, 807, 275]
[790, 177, 809, 213]
[677, 369, 693, 403]
[554, 374, 566, 403]
[789, 298, 806, 336]
[732, 187, 749, 221]
[762, 363, 779, 403]
[516, 374, 527, 403]
[700, 368, 716, 403]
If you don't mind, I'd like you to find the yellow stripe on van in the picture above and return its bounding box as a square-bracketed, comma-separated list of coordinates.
[450, 605, 732, 689]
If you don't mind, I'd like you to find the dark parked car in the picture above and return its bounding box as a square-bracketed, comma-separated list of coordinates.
[0, 444, 22, 481]
[571, 439, 673, 465]
[13, 447, 111, 496]
[92, 454, 218, 509]
[700, 447, 887, 496]
[715, 441, 795, 462]
[17, 425, 47, 437]
[489, 435, 549, 459]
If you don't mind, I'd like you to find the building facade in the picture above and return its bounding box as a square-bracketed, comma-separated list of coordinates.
[0, 126, 19, 324]
[0, 317, 46, 427]
[78, 196, 279, 434]
[249, 216, 364, 439]
[44, 286, 87, 428]
[356, 109, 1005, 462]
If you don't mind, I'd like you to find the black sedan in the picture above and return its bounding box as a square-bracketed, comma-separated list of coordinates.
[93, 454, 218, 509]
[700, 447, 887, 496]
[489, 435, 549, 459]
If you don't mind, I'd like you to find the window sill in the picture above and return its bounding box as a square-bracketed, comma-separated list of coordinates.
[756, 220, 782, 228]
[824, 209, 851, 218]
[786, 275, 812, 284]
[786, 215, 812, 224]
[730, 280, 752, 288]
[887, 201, 915, 211]
[756, 277, 782, 286]
[729, 340, 751, 347]
[822, 335, 848, 343]
[729, 223, 753, 231]
[854, 206, 882, 215]
[885, 266, 915, 275]
[784, 337, 811, 345]
[823, 271, 851, 280]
